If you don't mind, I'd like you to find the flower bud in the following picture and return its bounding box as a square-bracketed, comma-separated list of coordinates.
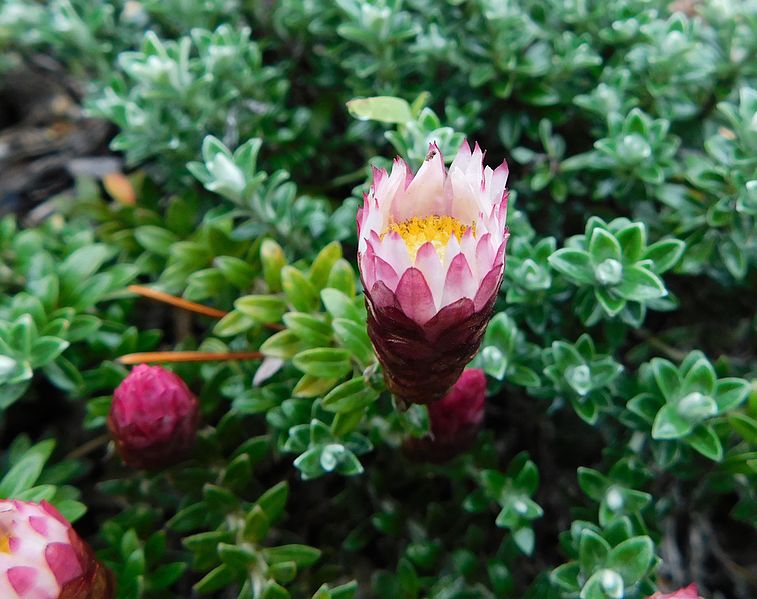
[647, 584, 701, 599]
[404, 368, 487, 462]
[0, 500, 114, 599]
[109, 364, 199, 469]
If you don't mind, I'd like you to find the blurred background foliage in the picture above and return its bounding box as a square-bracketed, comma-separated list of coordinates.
[0, 0, 755, 597]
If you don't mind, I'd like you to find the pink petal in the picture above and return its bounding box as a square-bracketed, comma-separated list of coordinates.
[28, 516, 48, 537]
[7, 567, 37, 595]
[45, 542, 83, 585]
[474, 265, 504, 311]
[368, 280, 398, 310]
[414, 242, 444, 307]
[374, 255, 400, 292]
[459, 228, 477, 278]
[450, 139, 472, 172]
[442, 253, 477, 306]
[40, 502, 67, 526]
[395, 267, 438, 324]
[489, 160, 509, 202]
[392, 143, 447, 221]
[424, 297, 476, 342]
[475, 233, 495, 272]
[375, 231, 411, 275]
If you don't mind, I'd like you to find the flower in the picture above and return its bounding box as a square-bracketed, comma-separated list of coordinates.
[0, 500, 114, 599]
[358, 141, 509, 405]
[404, 368, 487, 462]
[109, 364, 199, 469]
[647, 584, 701, 599]
[429, 368, 487, 441]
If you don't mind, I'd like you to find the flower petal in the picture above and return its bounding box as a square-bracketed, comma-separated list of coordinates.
[442, 253, 477, 306]
[392, 143, 447, 221]
[395, 267, 438, 324]
[474, 264, 504, 311]
[374, 255, 400, 292]
[368, 280, 399, 310]
[374, 230, 412, 275]
[414, 242, 445, 307]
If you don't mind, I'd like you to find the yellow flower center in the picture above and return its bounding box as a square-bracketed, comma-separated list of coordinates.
[384, 215, 474, 261]
[0, 533, 10, 553]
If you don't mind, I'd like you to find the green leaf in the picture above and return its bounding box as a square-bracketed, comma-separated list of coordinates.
[579, 529, 610, 573]
[243, 505, 270, 543]
[615, 266, 666, 301]
[714, 378, 750, 412]
[256, 481, 289, 523]
[680, 358, 716, 397]
[650, 358, 680, 402]
[0, 439, 55, 496]
[729, 413, 757, 445]
[549, 249, 595, 284]
[551, 562, 581, 592]
[29, 337, 69, 368]
[263, 544, 322, 567]
[644, 239, 685, 273]
[260, 330, 303, 359]
[214, 256, 255, 289]
[687, 425, 723, 461]
[134, 226, 178, 256]
[193, 564, 236, 594]
[283, 313, 333, 346]
[235, 295, 287, 324]
[58, 244, 113, 284]
[261, 239, 287, 292]
[589, 228, 622, 263]
[293, 348, 352, 379]
[615, 223, 645, 263]
[577, 468, 607, 501]
[321, 289, 362, 322]
[281, 266, 319, 312]
[607, 536, 654, 585]
[322, 378, 378, 413]
[309, 241, 343, 290]
[346, 96, 413, 124]
[652, 404, 693, 439]
[332, 319, 374, 365]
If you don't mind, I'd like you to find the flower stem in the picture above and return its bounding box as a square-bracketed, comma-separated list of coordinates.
[118, 351, 263, 365]
[127, 284, 228, 318]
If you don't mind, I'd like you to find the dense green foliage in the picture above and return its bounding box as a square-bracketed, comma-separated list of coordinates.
[1, 0, 755, 597]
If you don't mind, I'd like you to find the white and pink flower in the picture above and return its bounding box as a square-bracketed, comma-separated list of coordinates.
[357, 141, 509, 405]
[0, 500, 113, 599]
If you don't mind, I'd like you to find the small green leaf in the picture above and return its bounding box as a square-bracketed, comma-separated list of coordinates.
[549, 249, 595, 285]
[263, 544, 322, 567]
[281, 266, 319, 312]
[293, 348, 352, 379]
[346, 96, 413, 124]
[687, 425, 723, 461]
[652, 404, 693, 439]
[235, 295, 287, 324]
[607, 536, 654, 585]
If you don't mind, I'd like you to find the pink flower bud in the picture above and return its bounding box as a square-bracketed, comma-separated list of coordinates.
[358, 141, 508, 406]
[404, 368, 487, 462]
[647, 584, 701, 599]
[109, 364, 199, 469]
[0, 500, 114, 599]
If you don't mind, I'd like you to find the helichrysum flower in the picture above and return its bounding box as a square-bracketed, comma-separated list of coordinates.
[358, 141, 508, 405]
[647, 584, 701, 599]
[109, 364, 199, 469]
[0, 500, 114, 599]
[404, 368, 487, 462]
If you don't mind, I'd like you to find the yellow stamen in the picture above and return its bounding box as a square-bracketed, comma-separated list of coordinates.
[383, 215, 475, 261]
[0, 534, 10, 553]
